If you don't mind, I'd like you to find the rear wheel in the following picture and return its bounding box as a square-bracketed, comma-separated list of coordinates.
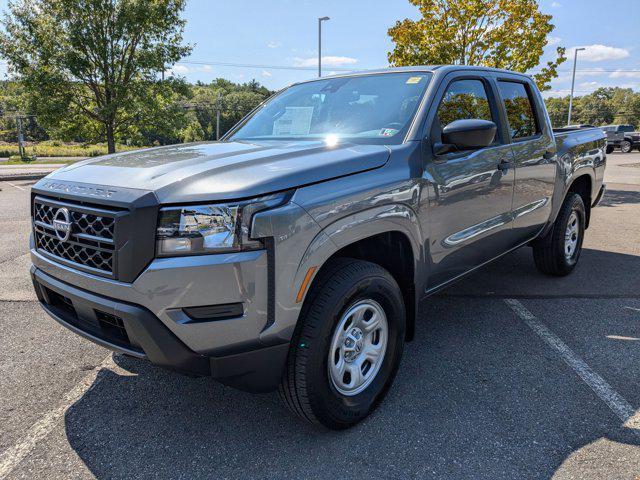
[621, 140, 632, 153]
[532, 193, 586, 276]
[279, 258, 405, 429]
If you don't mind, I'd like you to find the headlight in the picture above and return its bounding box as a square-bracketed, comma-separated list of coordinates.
[156, 192, 291, 257]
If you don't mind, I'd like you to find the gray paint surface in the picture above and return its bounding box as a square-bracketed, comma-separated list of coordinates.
[29, 66, 606, 386]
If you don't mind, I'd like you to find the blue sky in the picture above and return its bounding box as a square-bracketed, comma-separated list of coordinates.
[1, 0, 639, 96]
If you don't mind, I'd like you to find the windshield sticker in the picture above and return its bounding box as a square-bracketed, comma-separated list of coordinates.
[406, 76, 423, 84]
[272, 106, 314, 136]
[380, 128, 399, 137]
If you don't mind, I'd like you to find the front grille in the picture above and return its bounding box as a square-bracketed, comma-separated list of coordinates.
[33, 197, 119, 276]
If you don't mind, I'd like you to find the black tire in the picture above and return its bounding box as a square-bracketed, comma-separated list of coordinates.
[606, 145, 614, 154]
[279, 258, 405, 429]
[621, 140, 632, 153]
[532, 193, 586, 276]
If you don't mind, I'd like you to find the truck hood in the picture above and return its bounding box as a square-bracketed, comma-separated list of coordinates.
[42, 140, 390, 203]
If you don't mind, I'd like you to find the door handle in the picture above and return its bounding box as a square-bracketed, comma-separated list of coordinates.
[497, 159, 513, 172]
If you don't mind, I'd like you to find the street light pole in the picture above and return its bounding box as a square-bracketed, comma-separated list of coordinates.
[568, 47, 586, 126]
[318, 16, 330, 78]
[216, 92, 222, 140]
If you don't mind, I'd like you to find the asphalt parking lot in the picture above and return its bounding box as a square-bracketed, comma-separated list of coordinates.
[0, 152, 639, 479]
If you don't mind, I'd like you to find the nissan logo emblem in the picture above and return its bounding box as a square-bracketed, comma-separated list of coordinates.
[52, 207, 73, 242]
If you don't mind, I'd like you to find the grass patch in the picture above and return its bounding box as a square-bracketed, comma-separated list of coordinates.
[2, 158, 78, 165]
[0, 141, 141, 158]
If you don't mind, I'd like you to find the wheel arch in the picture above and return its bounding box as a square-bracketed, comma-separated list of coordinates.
[567, 174, 593, 228]
[293, 204, 425, 342]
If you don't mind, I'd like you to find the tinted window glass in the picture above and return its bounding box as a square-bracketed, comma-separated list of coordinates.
[437, 79, 494, 128]
[620, 125, 635, 133]
[229, 73, 431, 145]
[498, 81, 540, 139]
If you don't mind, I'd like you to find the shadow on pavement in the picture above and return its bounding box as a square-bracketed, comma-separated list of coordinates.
[63, 285, 640, 479]
[599, 189, 640, 208]
[441, 247, 640, 299]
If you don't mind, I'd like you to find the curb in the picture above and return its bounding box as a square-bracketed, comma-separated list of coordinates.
[0, 172, 50, 182]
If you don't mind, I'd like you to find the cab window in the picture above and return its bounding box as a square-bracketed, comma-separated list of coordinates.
[436, 79, 495, 128]
[497, 81, 540, 139]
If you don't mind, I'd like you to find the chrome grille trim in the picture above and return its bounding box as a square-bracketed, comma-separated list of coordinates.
[33, 196, 120, 277]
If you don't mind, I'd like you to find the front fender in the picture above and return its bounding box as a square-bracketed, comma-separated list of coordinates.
[293, 203, 425, 309]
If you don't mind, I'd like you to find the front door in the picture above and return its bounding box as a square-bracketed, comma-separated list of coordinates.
[422, 75, 516, 290]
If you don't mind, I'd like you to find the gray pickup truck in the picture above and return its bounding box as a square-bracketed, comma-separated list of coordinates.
[602, 124, 640, 153]
[30, 66, 606, 429]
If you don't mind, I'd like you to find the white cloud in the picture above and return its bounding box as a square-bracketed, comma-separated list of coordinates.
[293, 56, 358, 67]
[261, 70, 272, 78]
[543, 89, 571, 98]
[547, 36, 562, 46]
[579, 81, 598, 88]
[165, 64, 189, 76]
[617, 82, 640, 89]
[268, 41, 282, 49]
[198, 65, 213, 72]
[551, 1, 562, 7]
[572, 44, 630, 62]
[609, 70, 640, 79]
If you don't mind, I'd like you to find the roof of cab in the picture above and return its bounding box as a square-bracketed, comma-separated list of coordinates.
[295, 65, 533, 85]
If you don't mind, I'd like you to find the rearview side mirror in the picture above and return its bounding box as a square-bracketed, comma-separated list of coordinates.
[434, 119, 497, 155]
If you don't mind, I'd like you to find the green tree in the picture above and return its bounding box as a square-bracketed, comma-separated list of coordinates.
[185, 79, 272, 140]
[388, 0, 566, 90]
[577, 88, 616, 126]
[0, 0, 192, 153]
[610, 88, 640, 126]
[544, 96, 570, 127]
[543, 88, 640, 128]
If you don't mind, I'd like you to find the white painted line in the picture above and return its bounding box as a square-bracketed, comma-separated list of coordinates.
[606, 335, 640, 341]
[6, 182, 26, 191]
[0, 355, 114, 479]
[504, 298, 639, 431]
[624, 306, 640, 313]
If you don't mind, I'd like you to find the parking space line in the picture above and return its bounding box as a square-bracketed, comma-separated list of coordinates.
[0, 354, 114, 479]
[5, 182, 26, 191]
[504, 298, 639, 431]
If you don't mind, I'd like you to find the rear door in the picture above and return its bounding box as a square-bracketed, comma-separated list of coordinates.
[422, 73, 516, 289]
[495, 76, 556, 241]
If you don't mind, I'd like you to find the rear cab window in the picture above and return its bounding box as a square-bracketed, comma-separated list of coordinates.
[497, 81, 541, 140]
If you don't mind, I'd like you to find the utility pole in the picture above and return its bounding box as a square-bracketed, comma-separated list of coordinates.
[318, 16, 330, 77]
[216, 92, 222, 140]
[568, 47, 586, 126]
[16, 116, 25, 159]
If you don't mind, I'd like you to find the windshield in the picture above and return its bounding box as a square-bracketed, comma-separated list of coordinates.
[228, 72, 432, 144]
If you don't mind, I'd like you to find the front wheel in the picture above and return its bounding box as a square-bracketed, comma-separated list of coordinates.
[532, 193, 586, 276]
[621, 140, 632, 153]
[279, 258, 405, 429]
[606, 145, 614, 154]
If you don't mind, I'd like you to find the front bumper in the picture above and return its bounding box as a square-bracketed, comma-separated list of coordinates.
[31, 261, 289, 393]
